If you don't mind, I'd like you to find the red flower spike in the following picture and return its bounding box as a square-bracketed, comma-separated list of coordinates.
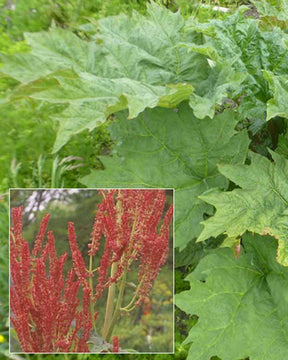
[88, 201, 105, 256]
[95, 245, 111, 300]
[112, 335, 120, 353]
[68, 222, 89, 289]
[11, 206, 23, 255]
[32, 213, 50, 256]
[136, 201, 173, 304]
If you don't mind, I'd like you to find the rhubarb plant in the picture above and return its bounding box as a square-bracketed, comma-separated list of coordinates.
[1, 5, 288, 151]
[3, 2, 288, 359]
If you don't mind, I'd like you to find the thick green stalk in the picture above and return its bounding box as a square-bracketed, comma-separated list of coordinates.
[102, 262, 117, 339]
[103, 271, 127, 342]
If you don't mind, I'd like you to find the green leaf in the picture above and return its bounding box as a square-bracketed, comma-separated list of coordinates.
[30, 73, 194, 152]
[175, 236, 224, 268]
[251, 0, 288, 21]
[0, 29, 102, 83]
[1, 4, 208, 151]
[0, 3, 250, 151]
[189, 61, 246, 119]
[277, 134, 288, 158]
[264, 70, 288, 120]
[176, 233, 288, 360]
[186, 8, 288, 122]
[198, 151, 288, 266]
[81, 104, 249, 250]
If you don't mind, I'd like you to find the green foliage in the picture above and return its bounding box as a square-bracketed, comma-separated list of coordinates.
[2, 3, 288, 155]
[1, 3, 259, 152]
[185, 6, 288, 125]
[251, 0, 288, 21]
[0, 0, 147, 40]
[198, 150, 288, 266]
[0, 98, 111, 191]
[1, 1, 288, 359]
[264, 71, 288, 120]
[176, 233, 288, 360]
[81, 104, 249, 250]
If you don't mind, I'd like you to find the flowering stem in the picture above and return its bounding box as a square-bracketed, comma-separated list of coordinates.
[104, 271, 127, 342]
[104, 206, 139, 342]
[89, 253, 96, 331]
[102, 262, 117, 339]
[120, 278, 144, 312]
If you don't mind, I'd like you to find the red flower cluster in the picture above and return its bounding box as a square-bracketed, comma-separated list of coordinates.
[89, 190, 173, 304]
[10, 190, 173, 353]
[68, 222, 89, 289]
[10, 207, 91, 353]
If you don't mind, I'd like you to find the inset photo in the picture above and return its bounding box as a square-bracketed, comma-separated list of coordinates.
[9, 188, 173, 354]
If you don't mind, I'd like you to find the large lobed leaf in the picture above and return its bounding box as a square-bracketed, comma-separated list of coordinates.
[198, 150, 288, 266]
[176, 233, 288, 360]
[0, 3, 247, 152]
[81, 104, 249, 250]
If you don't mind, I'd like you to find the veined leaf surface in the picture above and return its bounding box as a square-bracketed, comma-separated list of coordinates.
[185, 7, 288, 123]
[81, 104, 249, 250]
[0, 3, 247, 151]
[198, 150, 288, 266]
[176, 233, 288, 360]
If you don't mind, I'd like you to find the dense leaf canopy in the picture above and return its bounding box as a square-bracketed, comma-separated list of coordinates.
[5, 4, 284, 151]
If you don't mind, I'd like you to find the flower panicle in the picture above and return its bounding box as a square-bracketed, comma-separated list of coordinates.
[88, 201, 105, 256]
[32, 213, 50, 256]
[92, 190, 173, 304]
[11, 206, 23, 244]
[136, 202, 173, 304]
[68, 222, 89, 288]
[10, 208, 92, 353]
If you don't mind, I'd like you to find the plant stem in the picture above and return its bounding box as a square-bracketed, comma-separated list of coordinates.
[104, 271, 127, 342]
[89, 253, 96, 331]
[103, 198, 138, 342]
[120, 277, 144, 312]
[102, 262, 117, 339]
